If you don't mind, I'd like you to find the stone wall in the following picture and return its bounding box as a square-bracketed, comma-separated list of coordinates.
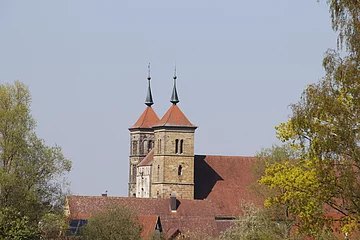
[151, 128, 195, 199]
[153, 129, 195, 156]
[128, 130, 154, 197]
[151, 183, 194, 199]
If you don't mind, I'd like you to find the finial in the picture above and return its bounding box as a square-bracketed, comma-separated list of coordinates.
[170, 66, 179, 105]
[145, 63, 154, 107]
[147, 63, 151, 80]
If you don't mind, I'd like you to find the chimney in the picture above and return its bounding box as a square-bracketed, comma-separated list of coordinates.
[170, 193, 177, 212]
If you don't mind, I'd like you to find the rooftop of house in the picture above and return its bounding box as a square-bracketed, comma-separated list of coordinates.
[194, 155, 264, 215]
[138, 215, 160, 239]
[67, 155, 263, 236]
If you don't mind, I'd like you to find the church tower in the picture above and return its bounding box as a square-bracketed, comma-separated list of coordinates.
[151, 70, 197, 199]
[128, 65, 160, 197]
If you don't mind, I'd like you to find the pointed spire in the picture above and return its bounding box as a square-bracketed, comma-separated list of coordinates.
[145, 63, 154, 107]
[170, 66, 179, 105]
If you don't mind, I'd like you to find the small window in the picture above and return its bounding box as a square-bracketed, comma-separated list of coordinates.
[142, 140, 147, 155]
[175, 139, 179, 154]
[178, 165, 182, 176]
[157, 165, 160, 181]
[148, 140, 153, 152]
[132, 165, 137, 182]
[180, 139, 184, 154]
[157, 139, 162, 154]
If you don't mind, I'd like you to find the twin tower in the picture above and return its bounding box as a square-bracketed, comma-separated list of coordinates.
[128, 67, 197, 199]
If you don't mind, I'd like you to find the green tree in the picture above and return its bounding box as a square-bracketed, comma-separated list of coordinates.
[0, 81, 71, 239]
[220, 200, 292, 240]
[81, 206, 142, 240]
[259, 1, 360, 237]
[324, 0, 360, 55]
[0, 207, 35, 240]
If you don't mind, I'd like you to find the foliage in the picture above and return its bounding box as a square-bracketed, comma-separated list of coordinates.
[39, 213, 69, 239]
[219, 201, 292, 240]
[176, 230, 219, 240]
[323, 0, 360, 55]
[0, 81, 71, 239]
[260, 53, 360, 237]
[81, 205, 143, 240]
[0, 207, 36, 240]
[258, 0, 360, 238]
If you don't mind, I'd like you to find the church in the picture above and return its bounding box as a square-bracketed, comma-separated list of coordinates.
[129, 68, 198, 199]
[66, 68, 262, 239]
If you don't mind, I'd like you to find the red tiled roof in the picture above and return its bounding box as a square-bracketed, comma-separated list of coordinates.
[138, 148, 154, 167]
[138, 215, 158, 239]
[166, 228, 180, 239]
[67, 196, 220, 236]
[129, 107, 160, 129]
[154, 105, 196, 128]
[194, 155, 263, 216]
[67, 155, 262, 237]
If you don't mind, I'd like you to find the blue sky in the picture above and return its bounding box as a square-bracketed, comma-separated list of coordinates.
[0, 0, 336, 196]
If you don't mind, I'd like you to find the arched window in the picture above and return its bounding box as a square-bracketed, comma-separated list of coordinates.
[178, 165, 182, 176]
[180, 139, 184, 154]
[175, 139, 179, 154]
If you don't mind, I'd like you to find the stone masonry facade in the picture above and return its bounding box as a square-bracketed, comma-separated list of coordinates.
[129, 117, 196, 199]
[129, 131, 154, 197]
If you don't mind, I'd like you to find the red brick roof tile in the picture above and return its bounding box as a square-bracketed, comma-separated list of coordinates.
[154, 105, 196, 128]
[138, 215, 159, 239]
[67, 155, 263, 237]
[129, 107, 160, 129]
[194, 155, 263, 216]
[67, 196, 220, 236]
[138, 148, 154, 167]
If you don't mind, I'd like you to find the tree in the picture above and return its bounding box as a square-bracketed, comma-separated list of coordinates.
[219, 200, 292, 240]
[259, 1, 360, 237]
[0, 81, 71, 239]
[324, 0, 360, 56]
[81, 205, 142, 240]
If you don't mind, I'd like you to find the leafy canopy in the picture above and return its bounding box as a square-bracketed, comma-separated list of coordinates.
[259, 0, 360, 237]
[81, 205, 143, 240]
[0, 81, 71, 239]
